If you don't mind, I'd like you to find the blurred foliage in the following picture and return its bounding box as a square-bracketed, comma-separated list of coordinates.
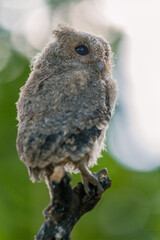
[0, 2, 160, 240]
[45, 0, 80, 8]
[0, 44, 160, 239]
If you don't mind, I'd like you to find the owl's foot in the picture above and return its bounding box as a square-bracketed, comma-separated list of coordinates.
[45, 166, 65, 200]
[43, 203, 52, 219]
[78, 163, 105, 197]
[82, 173, 104, 197]
[94, 168, 108, 178]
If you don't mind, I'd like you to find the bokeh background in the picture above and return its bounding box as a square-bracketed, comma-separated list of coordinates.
[0, 0, 160, 239]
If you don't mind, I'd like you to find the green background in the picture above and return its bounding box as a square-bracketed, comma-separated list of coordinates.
[0, 0, 160, 239]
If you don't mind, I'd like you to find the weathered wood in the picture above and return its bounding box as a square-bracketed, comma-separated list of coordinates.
[35, 169, 111, 240]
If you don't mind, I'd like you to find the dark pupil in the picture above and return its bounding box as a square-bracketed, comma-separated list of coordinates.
[75, 45, 89, 56]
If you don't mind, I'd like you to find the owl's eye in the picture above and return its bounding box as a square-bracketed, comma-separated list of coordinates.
[75, 45, 89, 56]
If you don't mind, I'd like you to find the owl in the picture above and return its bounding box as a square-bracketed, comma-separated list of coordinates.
[16, 25, 117, 195]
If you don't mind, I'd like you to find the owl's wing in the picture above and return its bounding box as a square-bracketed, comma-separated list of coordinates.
[45, 125, 102, 162]
[26, 109, 108, 181]
[20, 71, 113, 167]
[37, 104, 111, 165]
[54, 81, 115, 163]
[40, 83, 112, 164]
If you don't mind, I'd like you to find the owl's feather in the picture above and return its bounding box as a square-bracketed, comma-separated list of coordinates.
[16, 25, 117, 181]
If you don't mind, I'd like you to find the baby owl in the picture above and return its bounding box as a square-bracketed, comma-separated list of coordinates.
[16, 25, 117, 195]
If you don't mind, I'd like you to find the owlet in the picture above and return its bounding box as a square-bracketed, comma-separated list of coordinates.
[16, 25, 117, 195]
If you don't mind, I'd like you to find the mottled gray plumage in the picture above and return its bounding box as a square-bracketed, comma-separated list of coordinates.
[16, 25, 117, 193]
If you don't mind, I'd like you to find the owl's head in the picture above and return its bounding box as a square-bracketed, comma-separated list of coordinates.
[34, 25, 112, 75]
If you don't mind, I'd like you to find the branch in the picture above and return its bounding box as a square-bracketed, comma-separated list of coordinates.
[35, 167, 112, 240]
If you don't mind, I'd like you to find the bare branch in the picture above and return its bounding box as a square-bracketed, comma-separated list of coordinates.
[35, 169, 112, 240]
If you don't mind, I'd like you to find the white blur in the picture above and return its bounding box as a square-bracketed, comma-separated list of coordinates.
[0, 0, 159, 171]
[105, 0, 160, 170]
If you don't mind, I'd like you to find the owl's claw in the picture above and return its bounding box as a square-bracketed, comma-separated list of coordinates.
[77, 160, 107, 197]
[43, 203, 52, 219]
[82, 173, 104, 197]
[94, 168, 108, 178]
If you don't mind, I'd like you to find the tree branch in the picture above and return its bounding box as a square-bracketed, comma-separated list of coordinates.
[35, 168, 112, 240]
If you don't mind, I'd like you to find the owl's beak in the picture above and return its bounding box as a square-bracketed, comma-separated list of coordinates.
[96, 59, 104, 73]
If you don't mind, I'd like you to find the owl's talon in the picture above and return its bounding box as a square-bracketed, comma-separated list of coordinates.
[43, 203, 52, 218]
[82, 173, 104, 197]
[83, 181, 91, 195]
[94, 168, 108, 178]
[78, 161, 104, 196]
